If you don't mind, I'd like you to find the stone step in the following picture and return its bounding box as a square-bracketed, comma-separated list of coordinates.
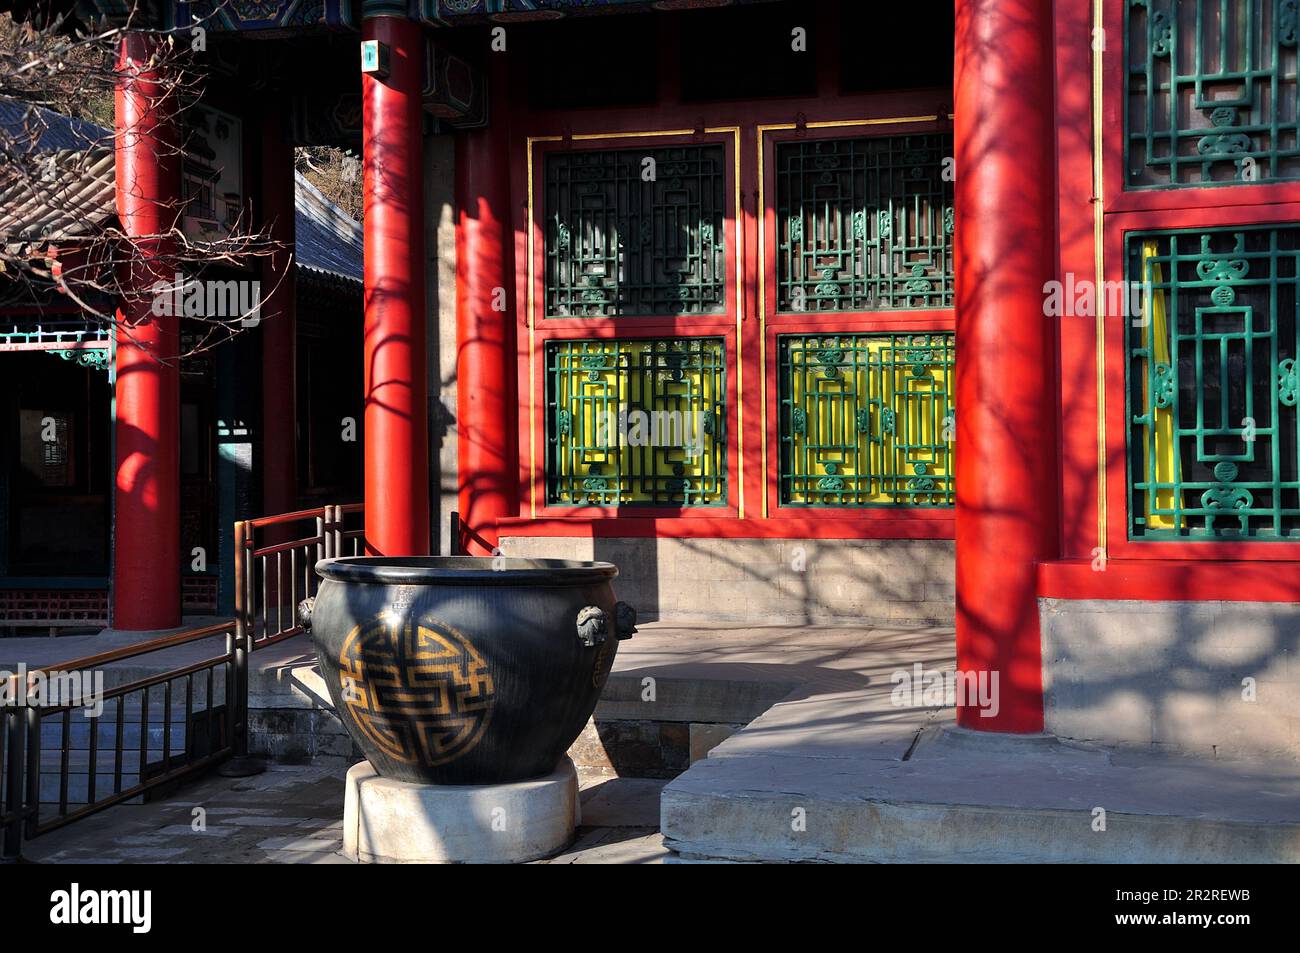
[38, 715, 196, 750]
[661, 693, 1300, 863]
[36, 747, 181, 773]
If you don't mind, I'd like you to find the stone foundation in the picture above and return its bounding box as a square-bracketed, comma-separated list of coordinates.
[568, 718, 746, 778]
[243, 642, 781, 776]
[247, 658, 359, 768]
[1041, 598, 1300, 762]
[499, 536, 955, 625]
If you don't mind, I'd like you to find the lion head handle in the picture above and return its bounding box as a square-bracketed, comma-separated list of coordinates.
[297, 597, 315, 634]
[576, 605, 607, 647]
[615, 601, 637, 640]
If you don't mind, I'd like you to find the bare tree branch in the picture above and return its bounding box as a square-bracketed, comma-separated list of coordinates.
[0, 2, 287, 362]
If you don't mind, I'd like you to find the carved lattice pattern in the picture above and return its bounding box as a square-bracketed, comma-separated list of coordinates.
[1127, 225, 1300, 538]
[544, 146, 726, 317]
[546, 337, 727, 506]
[1126, 0, 1300, 188]
[778, 333, 954, 506]
[775, 134, 954, 312]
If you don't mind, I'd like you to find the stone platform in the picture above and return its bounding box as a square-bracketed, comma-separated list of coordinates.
[10, 619, 1298, 863]
[2, 620, 955, 779]
[236, 621, 947, 776]
[661, 682, 1300, 863]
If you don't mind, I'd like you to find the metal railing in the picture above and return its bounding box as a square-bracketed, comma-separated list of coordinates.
[234, 503, 363, 650]
[2, 621, 236, 860]
[1, 503, 368, 861]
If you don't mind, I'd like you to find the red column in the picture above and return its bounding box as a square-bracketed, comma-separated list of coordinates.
[112, 32, 181, 631]
[260, 106, 297, 520]
[362, 16, 430, 556]
[953, 0, 1058, 731]
[454, 64, 517, 556]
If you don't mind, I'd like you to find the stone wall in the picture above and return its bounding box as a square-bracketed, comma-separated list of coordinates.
[1041, 598, 1300, 762]
[425, 132, 458, 555]
[499, 536, 955, 625]
[245, 661, 761, 778]
[247, 661, 359, 767]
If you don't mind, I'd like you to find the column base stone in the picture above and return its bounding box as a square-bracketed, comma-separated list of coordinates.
[342, 757, 579, 863]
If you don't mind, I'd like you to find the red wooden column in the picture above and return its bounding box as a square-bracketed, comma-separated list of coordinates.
[112, 32, 181, 630]
[362, 15, 430, 556]
[454, 62, 517, 556]
[260, 105, 297, 520]
[953, 0, 1058, 731]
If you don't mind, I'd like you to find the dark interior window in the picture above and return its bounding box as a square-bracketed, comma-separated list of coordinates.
[680, 2, 817, 102]
[524, 15, 659, 111]
[840, 0, 954, 94]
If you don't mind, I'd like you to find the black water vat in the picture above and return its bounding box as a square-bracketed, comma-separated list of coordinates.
[304, 556, 634, 784]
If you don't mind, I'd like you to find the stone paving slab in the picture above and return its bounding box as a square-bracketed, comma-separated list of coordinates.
[577, 777, 666, 827]
[21, 763, 349, 864]
[537, 828, 668, 865]
[21, 763, 671, 864]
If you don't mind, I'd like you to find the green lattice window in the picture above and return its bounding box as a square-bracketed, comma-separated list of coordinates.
[546, 338, 727, 506]
[1127, 225, 1300, 539]
[775, 134, 954, 313]
[1126, 0, 1300, 189]
[778, 333, 954, 506]
[544, 146, 726, 317]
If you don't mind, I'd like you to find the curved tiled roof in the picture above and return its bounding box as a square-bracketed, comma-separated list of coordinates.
[0, 97, 110, 152]
[0, 97, 362, 285]
[293, 173, 363, 284]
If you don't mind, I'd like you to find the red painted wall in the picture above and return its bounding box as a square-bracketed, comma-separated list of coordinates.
[500, 71, 957, 539]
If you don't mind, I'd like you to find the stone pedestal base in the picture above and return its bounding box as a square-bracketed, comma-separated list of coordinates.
[342, 757, 579, 863]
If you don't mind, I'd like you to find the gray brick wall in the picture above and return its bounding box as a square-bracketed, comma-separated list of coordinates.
[499, 536, 955, 625]
[1042, 598, 1300, 762]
